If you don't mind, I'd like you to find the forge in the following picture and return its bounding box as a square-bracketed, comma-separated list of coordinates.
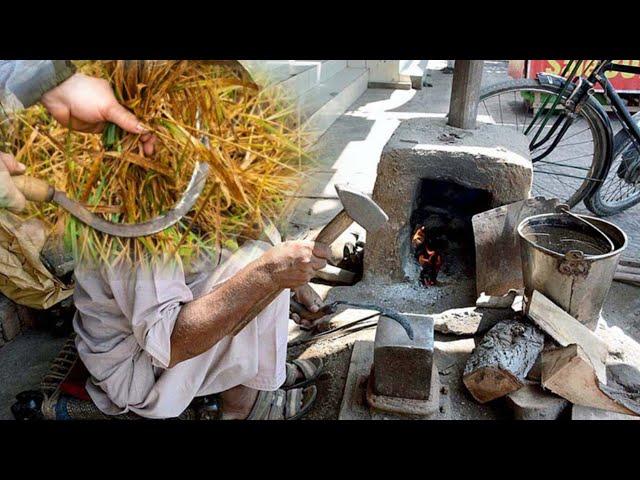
[365, 117, 533, 294]
[331, 117, 533, 417]
[409, 179, 491, 288]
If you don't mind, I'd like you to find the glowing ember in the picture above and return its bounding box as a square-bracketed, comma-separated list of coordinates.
[412, 225, 444, 286]
[412, 225, 426, 250]
[418, 248, 443, 286]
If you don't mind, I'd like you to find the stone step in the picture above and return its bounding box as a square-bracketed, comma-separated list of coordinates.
[239, 61, 369, 142]
[238, 60, 348, 95]
[300, 67, 368, 140]
[279, 60, 348, 98]
[238, 60, 314, 87]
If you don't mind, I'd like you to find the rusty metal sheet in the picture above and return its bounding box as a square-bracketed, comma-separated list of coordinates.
[472, 196, 560, 297]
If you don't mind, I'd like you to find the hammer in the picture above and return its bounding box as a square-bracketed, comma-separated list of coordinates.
[229, 184, 388, 336]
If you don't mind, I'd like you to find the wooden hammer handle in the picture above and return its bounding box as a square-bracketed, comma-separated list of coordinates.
[314, 209, 352, 245]
[12, 175, 55, 203]
[230, 209, 353, 337]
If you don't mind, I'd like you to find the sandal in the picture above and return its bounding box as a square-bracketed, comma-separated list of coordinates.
[282, 358, 324, 390]
[246, 386, 317, 420]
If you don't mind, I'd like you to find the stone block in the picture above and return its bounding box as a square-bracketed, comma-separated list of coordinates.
[373, 314, 434, 400]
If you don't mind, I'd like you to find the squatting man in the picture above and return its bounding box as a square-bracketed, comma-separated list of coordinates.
[0, 60, 330, 419]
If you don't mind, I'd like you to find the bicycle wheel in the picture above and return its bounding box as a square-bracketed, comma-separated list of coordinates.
[479, 79, 610, 207]
[584, 113, 640, 216]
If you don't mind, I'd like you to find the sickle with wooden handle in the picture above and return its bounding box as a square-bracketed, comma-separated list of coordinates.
[229, 184, 388, 336]
[11, 162, 209, 238]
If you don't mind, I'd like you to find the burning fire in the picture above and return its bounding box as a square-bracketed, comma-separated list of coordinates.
[412, 225, 443, 286]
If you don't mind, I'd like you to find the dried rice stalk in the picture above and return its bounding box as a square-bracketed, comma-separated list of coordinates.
[1, 60, 312, 266]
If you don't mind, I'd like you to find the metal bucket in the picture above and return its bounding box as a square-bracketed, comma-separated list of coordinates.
[517, 212, 627, 330]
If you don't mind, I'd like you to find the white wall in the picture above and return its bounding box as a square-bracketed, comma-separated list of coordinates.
[348, 60, 431, 86]
[348, 60, 405, 83]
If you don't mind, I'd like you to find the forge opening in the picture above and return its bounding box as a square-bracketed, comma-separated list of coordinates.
[408, 179, 492, 287]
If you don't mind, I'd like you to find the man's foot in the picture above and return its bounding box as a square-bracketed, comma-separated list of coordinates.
[220, 385, 259, 420]
[246, 387, 317, 420]
[219, 384, 317, 420]
[282, 358, 324, 389]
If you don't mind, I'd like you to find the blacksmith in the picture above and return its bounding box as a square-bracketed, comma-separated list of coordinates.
[0, 60, 329, 420]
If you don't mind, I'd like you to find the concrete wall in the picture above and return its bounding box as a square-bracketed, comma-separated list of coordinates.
[349, 60, 428, 88]
[348, 60, 404, 83]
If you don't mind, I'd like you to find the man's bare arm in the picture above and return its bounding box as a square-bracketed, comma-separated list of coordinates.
[168, 240, 330, 367]
[168, 256, 278, 367]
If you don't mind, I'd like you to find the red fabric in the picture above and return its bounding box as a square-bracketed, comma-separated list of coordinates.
[59, 358, 91, 400]
[60, 381, 91, 401]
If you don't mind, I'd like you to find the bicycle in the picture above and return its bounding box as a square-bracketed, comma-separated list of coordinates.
[478, 60, 640, 216]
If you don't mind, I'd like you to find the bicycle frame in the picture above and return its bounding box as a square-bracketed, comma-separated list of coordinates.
[592, 61, 640, 150]
[531, 60, 640, 166]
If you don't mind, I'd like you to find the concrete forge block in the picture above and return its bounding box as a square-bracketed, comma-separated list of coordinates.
[373, 314, 435, 400]
[364, 117, 532, 283]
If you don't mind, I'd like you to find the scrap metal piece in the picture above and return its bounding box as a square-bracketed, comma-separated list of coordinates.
[333, 301, 414, 340]
[472, 196, 560, 296]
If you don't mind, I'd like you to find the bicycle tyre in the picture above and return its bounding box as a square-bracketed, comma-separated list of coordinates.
[584, 113, 640, 216]
[479, 79, 611, 208]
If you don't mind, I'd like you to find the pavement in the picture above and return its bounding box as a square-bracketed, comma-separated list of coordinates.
[0, 60, 638, 420]
[0, 331, 66, 419]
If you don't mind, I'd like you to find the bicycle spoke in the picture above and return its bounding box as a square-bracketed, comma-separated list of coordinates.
[529, 121, 589, 153]
[535, 160, 590, 171]
[480, 84, 602, 207]
[482, 100, 491, 121]
[607, 180, 630, 201]
[593, 137, 640, 209]
[534, 153, 592, 164]
[534, 170, 602, 182]
[514, 91, 519, 132]
[558, 127, 591, 143]
[533, 180, 567, 198]
[550, 140, 594, 149]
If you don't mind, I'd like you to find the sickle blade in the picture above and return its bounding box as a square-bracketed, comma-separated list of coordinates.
[54, 162, 210, 238]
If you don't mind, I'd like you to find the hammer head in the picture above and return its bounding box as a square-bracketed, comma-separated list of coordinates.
[335, 184, 388, 233]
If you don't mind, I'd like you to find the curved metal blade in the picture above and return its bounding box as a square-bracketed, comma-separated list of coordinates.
[53, 162, 210, 238]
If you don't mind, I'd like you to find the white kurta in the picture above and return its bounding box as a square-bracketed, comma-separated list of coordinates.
[72, 240, 290, 419]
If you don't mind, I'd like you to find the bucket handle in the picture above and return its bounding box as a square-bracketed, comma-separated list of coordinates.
[556, 204, 615, 253]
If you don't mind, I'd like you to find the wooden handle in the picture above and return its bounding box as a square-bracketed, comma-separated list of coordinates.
[617, 264, 640, 275]
[313, 264, 356, 285]
[12, 175, 55, 203]
[614, 272, 640, 283]
[230, 209, 353, 337]
[314, 209, 352, 245]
